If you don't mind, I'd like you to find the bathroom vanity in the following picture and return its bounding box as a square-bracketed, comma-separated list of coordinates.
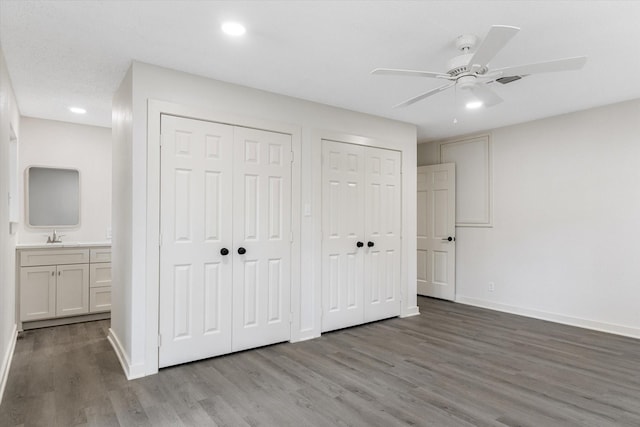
[16, 243, 111, 330]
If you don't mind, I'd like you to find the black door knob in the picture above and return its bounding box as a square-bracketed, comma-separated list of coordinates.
[367, 241, 374, 247]
[237, 247, 246, 255]
[357, 241, 364, 248]
[220, 248, 229, 256]
[447, 236, 453, 242]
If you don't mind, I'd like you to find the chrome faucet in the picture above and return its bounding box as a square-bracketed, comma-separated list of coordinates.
[46, 229, 64, 243]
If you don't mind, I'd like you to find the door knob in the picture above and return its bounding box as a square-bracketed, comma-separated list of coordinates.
[220, 248, 229, 256]
[367, 241, 375, 247]
[441, 236, 455, 242]
[356, 241, 364, 248]
[237, 247, 246, 255]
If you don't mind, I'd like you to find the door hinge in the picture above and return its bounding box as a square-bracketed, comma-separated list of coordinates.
[159, 133, 163, 147]
[290, 312, 293, 324]
[159, 233, 163, 247]
[290, 231, 294, 243]
[158, 334, 162, 347]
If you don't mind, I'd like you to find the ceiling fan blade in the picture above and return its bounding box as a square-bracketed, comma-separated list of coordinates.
[492, 56, 587, 77]
[468, 25, 520, 70]
[469, 84, 503, 107]
[393, 83, 455, 108]
[372, 68, 451, 79]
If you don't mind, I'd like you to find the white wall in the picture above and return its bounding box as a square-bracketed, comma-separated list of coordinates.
[111, 62, 418, 377]
[17, 117, 112, 244]
[0, 45, 20, 402]
[421, 99, 640, 337]
[110, 67, 133, 375]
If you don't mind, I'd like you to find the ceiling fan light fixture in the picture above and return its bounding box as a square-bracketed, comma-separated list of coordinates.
[221, 22, 246, 36]
[466, 100, 483, 109]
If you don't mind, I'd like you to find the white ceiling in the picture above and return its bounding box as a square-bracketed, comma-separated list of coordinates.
[1, 1, 639, 141]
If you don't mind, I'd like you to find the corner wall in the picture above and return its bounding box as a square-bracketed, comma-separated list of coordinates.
[0, 46, 20, 402]
[420, 99, 640, 337]
[112, 62, 418, 376]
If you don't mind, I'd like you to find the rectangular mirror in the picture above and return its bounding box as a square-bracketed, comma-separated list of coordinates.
[27, 166, 80, 227]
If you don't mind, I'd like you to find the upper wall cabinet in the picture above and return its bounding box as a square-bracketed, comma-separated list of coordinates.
[26, 166, 80, 228]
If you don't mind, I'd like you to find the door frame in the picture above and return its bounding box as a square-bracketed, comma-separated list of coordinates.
[145, 100, 302, 376]
[311, 130, 419, 338]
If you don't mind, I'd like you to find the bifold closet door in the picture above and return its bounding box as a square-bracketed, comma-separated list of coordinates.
[159, 115, 234, 368]
[231, 127, 292, 352]
[321, 141, 365, 332]
[363, 147, 402, 322]
[321, 140, 402, 333]
[159, 115, 293, 368]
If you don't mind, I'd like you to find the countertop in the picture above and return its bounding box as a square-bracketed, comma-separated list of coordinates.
[16, 241, 112, 249]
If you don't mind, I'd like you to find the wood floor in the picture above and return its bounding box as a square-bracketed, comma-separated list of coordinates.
[2, 297, 640, 427]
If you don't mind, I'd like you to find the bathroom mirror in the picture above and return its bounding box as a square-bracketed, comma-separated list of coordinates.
[26, 166, 80, 227]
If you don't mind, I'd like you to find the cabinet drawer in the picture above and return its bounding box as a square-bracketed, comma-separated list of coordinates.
[90, 287, 111, 313]
[90, 263, 112, 288]
[90, 248, 111, 263]
[20, 249, 89, 267]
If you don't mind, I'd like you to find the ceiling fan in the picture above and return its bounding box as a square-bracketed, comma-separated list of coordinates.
[372, 25, 587, 108]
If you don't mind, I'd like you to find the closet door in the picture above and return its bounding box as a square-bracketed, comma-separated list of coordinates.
[159, 115, 234, 368]
[232, 127, 292, 351]
[364, 147, 402, 322]
[321, 140, 366, 332]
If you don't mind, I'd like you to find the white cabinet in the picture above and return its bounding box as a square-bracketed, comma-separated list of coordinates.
[321, 140, 402, 332]
[18, 246, 111, 325]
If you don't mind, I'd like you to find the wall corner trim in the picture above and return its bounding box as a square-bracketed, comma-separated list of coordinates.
[401, 306, 420, 318]
[456, 296, 640, 340]
[108, 328, 146, 380]
[0, 324, 18, 404]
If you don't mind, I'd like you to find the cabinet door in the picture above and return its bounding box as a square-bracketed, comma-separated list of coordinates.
[321, 140, 366, 332]
[364, 147, 402, 322]
[20, 266, 56, 321]
[56, 264, 89, 317]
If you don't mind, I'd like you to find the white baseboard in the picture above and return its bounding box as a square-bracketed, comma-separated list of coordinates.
[290, 333, 321, 343]
[0, 324, 18, 404]
[108, 328, 146, 380]
[401, 305, 420, 318]
[456, 296, 640, 340]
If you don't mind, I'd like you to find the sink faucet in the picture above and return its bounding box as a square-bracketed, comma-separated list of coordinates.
[46, 229, 64, 243]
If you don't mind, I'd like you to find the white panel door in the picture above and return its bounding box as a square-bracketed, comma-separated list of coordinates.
[321, 140, 366, 332]
[159, 115, 234, 368]
[417, 164, 456, 300]
[232, 127, 292, 351]
[364, 147, 402, 322]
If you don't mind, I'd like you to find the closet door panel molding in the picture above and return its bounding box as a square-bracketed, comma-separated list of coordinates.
[232, 127, 292, 352]
[159, 116, 234, 368]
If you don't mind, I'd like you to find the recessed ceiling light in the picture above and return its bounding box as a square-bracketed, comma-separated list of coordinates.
[221, 22, 246, 36]
[69, 107, 86, 114]
[465, 101, 483, 110]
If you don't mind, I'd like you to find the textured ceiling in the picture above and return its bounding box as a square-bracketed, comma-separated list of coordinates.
[1, 1, 639, 141]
